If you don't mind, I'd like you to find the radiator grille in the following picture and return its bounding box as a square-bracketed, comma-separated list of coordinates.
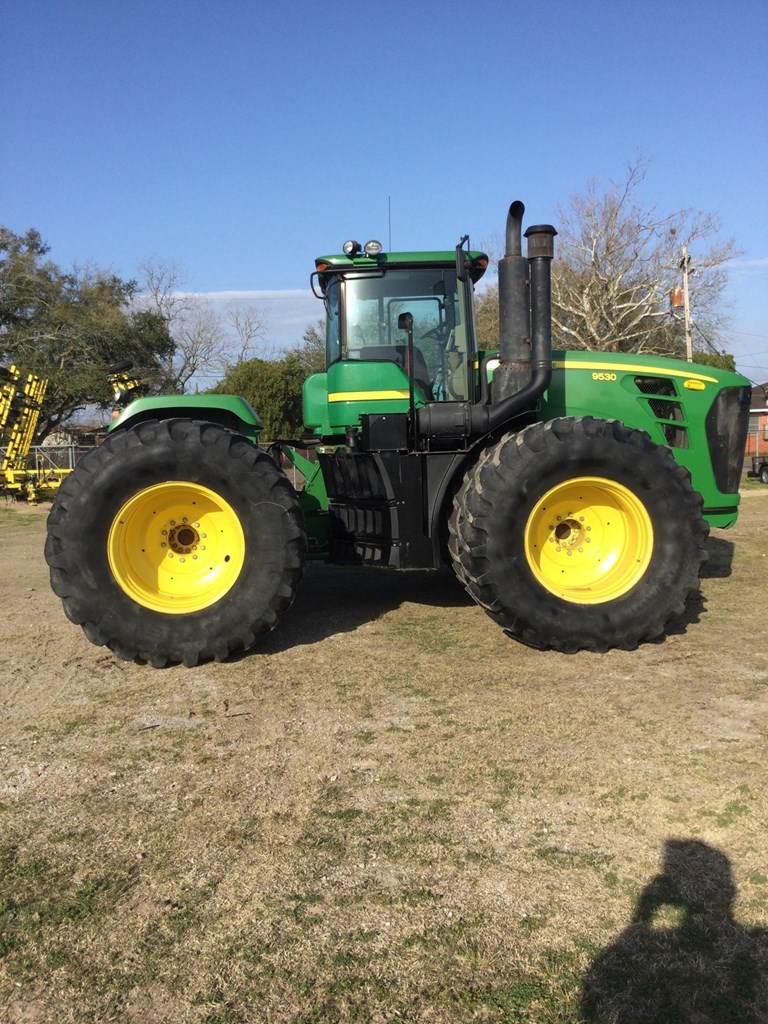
[634, 377, 688, 448]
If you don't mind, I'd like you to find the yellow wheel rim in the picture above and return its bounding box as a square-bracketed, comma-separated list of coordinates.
[524, 477, 653, 604]
[107, 481, 245, 613]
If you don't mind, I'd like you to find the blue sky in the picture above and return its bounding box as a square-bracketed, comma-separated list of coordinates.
[3, 0, 767, 380]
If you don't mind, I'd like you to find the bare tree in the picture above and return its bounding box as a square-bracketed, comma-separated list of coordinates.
[136, 258, 269, 392]
[225, 305, 270, 367]
[551, 160, 740, 356]
[474, 162, 740, 359]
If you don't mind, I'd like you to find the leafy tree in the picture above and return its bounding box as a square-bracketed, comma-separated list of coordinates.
[0, 228, 174, 439]
[208, 322, 325, 443]
[291, 319, 326, 375]
[209, 354, 307, 440]
[686, 350, 736, 372]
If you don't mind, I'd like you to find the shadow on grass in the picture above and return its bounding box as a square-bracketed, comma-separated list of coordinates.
[662, 534, 734, 641]
[260, 563, 475, 652]
[249, 530, 736, 657]
[701, 534, 735, 579]
[582, 839, 767, 1023]
[263, 532, 735, 655]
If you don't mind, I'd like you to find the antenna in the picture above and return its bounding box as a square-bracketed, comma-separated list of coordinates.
[388, 196, 392, 250]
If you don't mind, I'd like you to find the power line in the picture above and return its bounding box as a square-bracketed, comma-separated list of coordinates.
[730, 329, 768, 341]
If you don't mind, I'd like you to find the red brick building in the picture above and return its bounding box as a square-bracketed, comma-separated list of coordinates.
[746, 383, 768, 461]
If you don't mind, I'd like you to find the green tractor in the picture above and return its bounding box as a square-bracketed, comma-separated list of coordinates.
[45, 201, 751, 667]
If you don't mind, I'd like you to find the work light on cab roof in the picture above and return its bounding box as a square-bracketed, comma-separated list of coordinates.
[342, 239, 383, 257]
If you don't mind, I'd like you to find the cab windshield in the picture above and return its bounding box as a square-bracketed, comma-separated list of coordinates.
[325, 267, 473, 401]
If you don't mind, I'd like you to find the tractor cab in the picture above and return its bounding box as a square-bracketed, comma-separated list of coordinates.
[306, 245, 489, 437]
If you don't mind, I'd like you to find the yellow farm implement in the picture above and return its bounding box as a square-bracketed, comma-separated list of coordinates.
[0, 365, 70, 502]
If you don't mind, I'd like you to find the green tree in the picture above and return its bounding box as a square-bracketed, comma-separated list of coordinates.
[686, 350, 736, 372]
[291, 319, 326, 375]
[210, 354, 307, 440]
[0, 228, 174, 439]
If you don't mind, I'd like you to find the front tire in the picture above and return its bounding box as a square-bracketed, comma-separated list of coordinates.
[45, 419, 306, 667]
[759, 465, 768, 485]
[448, 417, 708, 653]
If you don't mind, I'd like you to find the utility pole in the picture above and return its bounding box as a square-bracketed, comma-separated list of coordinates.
[679, 246, 693, 362]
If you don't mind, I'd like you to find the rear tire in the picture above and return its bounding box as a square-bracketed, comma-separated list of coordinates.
[759, 466, 768, 485]
[45, 419, 306, 667]
[448, 417, 708, 653]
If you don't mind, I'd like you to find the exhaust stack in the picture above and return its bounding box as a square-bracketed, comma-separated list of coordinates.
[492, 204, 556, 406]
[492, 201, 531, 402]
[418, 201, 556, 443]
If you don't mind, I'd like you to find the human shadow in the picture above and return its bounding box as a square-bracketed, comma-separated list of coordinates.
[581, 839, 767, 1023]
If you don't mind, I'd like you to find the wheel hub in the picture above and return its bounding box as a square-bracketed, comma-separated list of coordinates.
[166, 520, 201, 556]
[107, 481, 245, 613]
[552, 516, 587, 551]
[524, 477, 653, 604]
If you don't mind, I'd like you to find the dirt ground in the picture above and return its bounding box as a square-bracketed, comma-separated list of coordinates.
[1, 494, 767, 1022]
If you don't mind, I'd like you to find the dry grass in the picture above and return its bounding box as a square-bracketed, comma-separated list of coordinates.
[0, 492, 767, 1022]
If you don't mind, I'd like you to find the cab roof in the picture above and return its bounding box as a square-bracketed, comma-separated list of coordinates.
[314, 249, 489, 284]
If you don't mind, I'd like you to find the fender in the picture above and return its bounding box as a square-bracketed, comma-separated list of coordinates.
[109, 394, 263, 443]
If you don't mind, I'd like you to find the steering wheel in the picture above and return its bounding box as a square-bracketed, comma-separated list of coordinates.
[421, 323, 450, 342]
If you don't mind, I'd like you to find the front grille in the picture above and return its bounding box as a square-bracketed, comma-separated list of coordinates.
[648, 398, 682, 420]
[635, 376, 687, 448]
[662, 424, 689, 449]
[635, 376, 676, 397]
[705, 386, 752, 493]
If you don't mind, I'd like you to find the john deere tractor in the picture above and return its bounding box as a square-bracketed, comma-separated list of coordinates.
[45, 201, 751, 667]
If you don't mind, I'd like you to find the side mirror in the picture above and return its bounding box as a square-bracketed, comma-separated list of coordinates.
[455, 234, 470, 282]
[398, 312, 413, 333]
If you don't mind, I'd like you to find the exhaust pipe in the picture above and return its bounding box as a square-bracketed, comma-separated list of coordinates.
[492, 201, 531, 402]
[417, 202, 556, 444]
[469, 214, 557, 435]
